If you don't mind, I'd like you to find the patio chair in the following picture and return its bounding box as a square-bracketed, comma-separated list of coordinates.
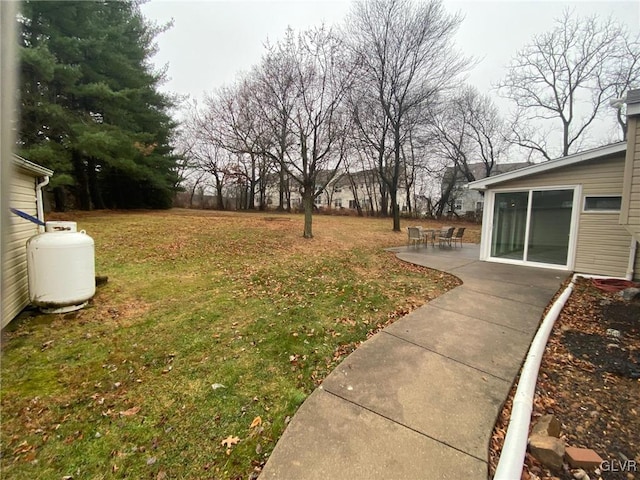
[452, 227, 466, 248]
[407, 226, 423, 247]
[438, 227, 455, 248]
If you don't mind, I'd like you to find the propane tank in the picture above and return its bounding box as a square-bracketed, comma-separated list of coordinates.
[27, 221, 95, 313]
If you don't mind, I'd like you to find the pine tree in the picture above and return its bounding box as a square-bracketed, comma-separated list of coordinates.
[17, 1, 178, 210]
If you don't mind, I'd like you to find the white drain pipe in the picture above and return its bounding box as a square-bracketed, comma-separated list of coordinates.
[494, 272, 630, 479]
[626, 238, 637, 281]
[493, 276, 575, 479]
[35, 175, 50, 233]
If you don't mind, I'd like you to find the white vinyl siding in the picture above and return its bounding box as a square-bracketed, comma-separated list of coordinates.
[484, 154, 633, 277]
[2, 168, 39, 328]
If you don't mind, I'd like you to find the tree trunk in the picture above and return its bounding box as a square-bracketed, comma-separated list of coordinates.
[214, 175, 225, 210]
[379, 184, 388, 217]
[87, 157, 105, 209]
[53, 186, 67, 212]
[391, 186, 400, 231]
[302, 188, 314, 238]
[72, 149, 91, 210]
[248, 154, 256, 209]
[392, 127, 401, 231]
[278, 168, 286, 211]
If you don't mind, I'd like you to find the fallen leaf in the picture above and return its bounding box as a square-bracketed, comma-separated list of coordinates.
[249, 416, 262, 429]
[156, 471, 167, 480]
[119, 406, 140, 417]
[12, 441, 33, 455]
[221, 435, 239, 448]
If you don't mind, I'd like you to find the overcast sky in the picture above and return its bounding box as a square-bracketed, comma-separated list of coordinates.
[141, 0, 639, 108]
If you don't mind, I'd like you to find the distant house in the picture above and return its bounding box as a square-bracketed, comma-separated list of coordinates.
[3, 155, 53, 328]
[265, 169, 410, 214]
[443, 162, 531, 217]
[467, 89, 640, 279]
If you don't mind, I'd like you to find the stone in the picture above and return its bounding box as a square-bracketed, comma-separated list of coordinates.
[572, 469, 589, 480]
[565, 446, 604, 469]
[529, 434, 566, 470]
[606, 329, 622, 339]
[532, 414, 562, 438]
[619, 287, 640, 301]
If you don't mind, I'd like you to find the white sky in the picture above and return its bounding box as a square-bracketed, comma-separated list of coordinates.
[141, 0, 640, 105]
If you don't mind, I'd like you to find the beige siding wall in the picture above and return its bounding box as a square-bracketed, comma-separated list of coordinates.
[491, 155, 634, 277]
[2, 168, 38, 328]
[627, 119, 640, 226]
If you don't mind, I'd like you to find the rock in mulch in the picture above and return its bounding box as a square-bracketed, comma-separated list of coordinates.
[531, 414, 562, 438]
[529, 434, 566, 470]
[618, 287, 640, 302]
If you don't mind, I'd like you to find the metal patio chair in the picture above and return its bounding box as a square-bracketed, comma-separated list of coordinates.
[407, 226, 423, 247]
[452, 227, 466, 247]
[438, 226, 455, 248]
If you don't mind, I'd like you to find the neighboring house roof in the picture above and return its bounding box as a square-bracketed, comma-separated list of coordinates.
[332, 169, 382, 189]
[12, 154, 54, 177]
[467, 142, 627, 190]
[445, 161, 532, 187]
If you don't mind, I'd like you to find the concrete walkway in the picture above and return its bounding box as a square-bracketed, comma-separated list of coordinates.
[260, 244, 567, 479]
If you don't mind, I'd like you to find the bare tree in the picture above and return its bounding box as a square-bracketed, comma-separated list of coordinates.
[256, 26, 355, 238]
[182, 105, 234, 210]
[346, 0, 469, 231]
[201, 78, 275, 210]
[252, 30, 299, 211]
[428, 86, 508, 217]
[606, 31, 640, 139]
[497, 9, 637, 160]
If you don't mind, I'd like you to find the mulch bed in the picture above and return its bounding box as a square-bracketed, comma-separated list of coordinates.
[489, 278, 640, 480]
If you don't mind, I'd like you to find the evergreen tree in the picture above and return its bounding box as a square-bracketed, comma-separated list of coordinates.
[17, 1, 178, 210]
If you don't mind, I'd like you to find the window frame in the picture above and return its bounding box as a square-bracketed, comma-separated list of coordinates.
[582, 195, 622, 213]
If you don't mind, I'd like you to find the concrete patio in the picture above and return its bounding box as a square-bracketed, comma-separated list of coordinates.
[260, 244, 567, 480]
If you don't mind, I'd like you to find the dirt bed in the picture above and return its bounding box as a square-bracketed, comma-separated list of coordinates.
[490, 278, 640, 480]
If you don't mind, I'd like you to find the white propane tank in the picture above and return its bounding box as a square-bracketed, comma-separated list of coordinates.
[27, 221, 96, 314]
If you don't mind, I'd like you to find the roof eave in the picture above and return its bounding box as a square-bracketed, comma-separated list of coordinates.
[467, 142, 626, 190]
[12, 154, 54, 177]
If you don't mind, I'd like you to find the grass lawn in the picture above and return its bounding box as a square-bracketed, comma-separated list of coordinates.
[1, 209, 477, 480]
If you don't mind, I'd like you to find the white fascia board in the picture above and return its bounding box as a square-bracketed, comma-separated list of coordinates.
[467, 142, 626, 191]
[12, 154, 54, 177]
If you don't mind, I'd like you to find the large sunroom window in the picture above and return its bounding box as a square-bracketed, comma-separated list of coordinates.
[491, 189, 575, 267]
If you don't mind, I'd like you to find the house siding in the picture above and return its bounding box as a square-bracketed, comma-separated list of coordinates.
[2, 167, 39, 328]
[621, 117, 640, 240]
[488, 154, 633, 277]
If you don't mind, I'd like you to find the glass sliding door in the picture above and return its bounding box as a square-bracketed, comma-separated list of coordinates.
[491, 191, 529, 260]
[527, 190, 574, 265]
[490, 188, 575, 268]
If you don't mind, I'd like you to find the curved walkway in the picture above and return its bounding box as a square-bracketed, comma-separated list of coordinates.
[260, 244, 566, 479]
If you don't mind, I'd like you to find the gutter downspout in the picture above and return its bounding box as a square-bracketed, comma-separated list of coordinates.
[35, 176, 49, 233]
[494, 272, 629, 479]
[626, 237, 637, 281]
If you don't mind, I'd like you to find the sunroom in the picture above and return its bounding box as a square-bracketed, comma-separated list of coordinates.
[468, 142, 639, 279]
